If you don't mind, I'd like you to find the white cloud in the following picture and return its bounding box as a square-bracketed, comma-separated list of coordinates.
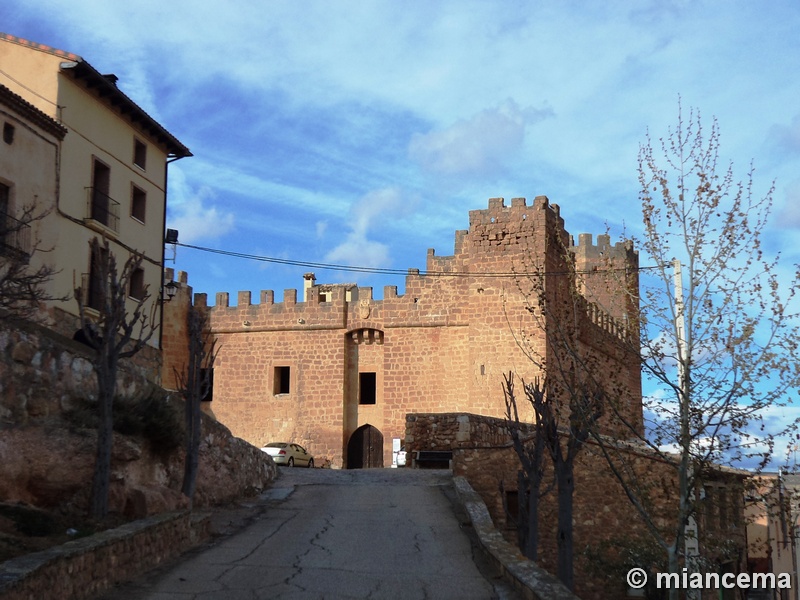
[644, 386, 800, 471]
[8, 0, 800, 301]
[324, 187, 418, 269]
[770, 114, 800, 155]
[409, 99, 551, 178]
[777, 179, 800, 228]
[325, 235, 390, 270]
[167, 185, 235, 244]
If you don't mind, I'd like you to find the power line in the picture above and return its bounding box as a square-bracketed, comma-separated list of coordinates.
[175, 241, 664, 279]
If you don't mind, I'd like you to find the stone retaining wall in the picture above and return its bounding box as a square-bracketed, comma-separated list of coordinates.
[408, 412, 747, 600]
[453, 476, 580, 600]
[0, 510, 210, 600]
[0, 312, 159, 426]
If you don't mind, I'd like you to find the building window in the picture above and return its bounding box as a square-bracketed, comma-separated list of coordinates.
[89, 159, 119, 231]
[0, 181, 26, 256]
[274, 366, 291, 395]
[0, 182, 9, 249]
[129, 267, 146, 300]
[504, 490, 519, 526]
[86, 242, 109, 311]
[133, 138, 147, 170]
[3, 123, 14, 144]
[359, 372, 377, 405]
[131, 185, 146, 222]
[200, 367, 214, 402]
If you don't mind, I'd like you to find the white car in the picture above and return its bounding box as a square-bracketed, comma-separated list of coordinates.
[261, 442, 314, 468]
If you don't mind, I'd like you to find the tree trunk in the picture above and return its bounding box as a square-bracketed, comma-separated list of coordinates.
[556, 457, 575, 591]
[667, 544, 679, 600]
[181, 390, 201, 502]
[521, 470, 540, 561]
[89, 360, 116, 519]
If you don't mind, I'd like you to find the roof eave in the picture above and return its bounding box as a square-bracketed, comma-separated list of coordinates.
[60, 60, 192, 159]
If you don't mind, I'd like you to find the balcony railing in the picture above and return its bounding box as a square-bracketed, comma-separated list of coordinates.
[85, 187, 120, 232]
[0, 213, 32, 259]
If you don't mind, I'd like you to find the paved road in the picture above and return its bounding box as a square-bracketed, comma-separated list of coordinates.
[101, 468, 522, 600]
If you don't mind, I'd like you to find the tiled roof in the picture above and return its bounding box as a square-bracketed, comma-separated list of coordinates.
[0, 83, 68, 139]
[0, 32, 191, 158]
[0, 32, 81, 62]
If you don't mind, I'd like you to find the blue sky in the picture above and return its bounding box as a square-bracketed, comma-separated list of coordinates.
[4, 0, 799, 303]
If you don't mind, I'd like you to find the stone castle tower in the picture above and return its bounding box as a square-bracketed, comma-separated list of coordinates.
[163, 196, 641, 468]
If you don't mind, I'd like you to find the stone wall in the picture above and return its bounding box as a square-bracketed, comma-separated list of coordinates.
[406, 412, 747, 600]
[0, 312, 278, 516]
[0, 510, 210, 600]
[163, 197, 642, 469]
[0, 313, 156, 426]
[160, 268, 192, 393]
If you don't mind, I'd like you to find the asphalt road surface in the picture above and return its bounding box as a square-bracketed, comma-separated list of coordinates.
[100, 468, 523, 600]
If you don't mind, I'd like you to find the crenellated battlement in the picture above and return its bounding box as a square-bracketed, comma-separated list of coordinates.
[468, 196, 562, 227]
[193, 275, 457, 334]
[464, 196, 569, 260]
[188, 195, 638, 332]
[571, 233, 638, 264]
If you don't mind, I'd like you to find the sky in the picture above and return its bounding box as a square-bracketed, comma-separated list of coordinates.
[4, 0, 799, 302]
[4, 1, 800, 466]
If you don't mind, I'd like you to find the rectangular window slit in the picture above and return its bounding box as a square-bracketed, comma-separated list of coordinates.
[359, 372, 377, 405]
[274, 366, 291, 395]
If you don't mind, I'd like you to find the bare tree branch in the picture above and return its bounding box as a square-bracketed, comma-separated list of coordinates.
[173, 303, 218, 504]
[74, 236, 158, 519]
[0, 202, 68, 318]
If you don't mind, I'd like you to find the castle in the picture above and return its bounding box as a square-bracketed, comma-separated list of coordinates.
[164, 196, 642, 468]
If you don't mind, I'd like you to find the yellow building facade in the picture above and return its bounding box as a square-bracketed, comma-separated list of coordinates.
[0, 33, 190, 357]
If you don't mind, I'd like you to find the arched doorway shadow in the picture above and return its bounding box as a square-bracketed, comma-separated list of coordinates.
[346, 424, 384, 469]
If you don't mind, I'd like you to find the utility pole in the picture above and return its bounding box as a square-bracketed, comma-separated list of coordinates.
[675, 259, 700, 600]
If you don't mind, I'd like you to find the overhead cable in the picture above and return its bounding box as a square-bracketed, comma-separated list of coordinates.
[175, 242, 663, 278]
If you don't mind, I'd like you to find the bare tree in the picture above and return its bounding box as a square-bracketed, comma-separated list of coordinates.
[174, 303, 216, 504]
[75, 237, 157, 519]
[0, 202, 67, 318]
[571, 103, 800, 598]
[503, 372, 602, 590]
[502, 221, 613, 590]
[502, 372, 549, 561]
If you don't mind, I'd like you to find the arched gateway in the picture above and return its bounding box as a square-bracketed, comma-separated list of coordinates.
[346, 424, 384, 469]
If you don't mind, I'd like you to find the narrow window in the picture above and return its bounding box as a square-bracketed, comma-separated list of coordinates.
[131, 185, 146, 222]
[87, 242, 109, 310]
[200, 367, 214, 402]
[129, 267, 146, 300]
[0, 183, 9, 249]
[3, 123, 14, 144]
[91, 159, 112, 227]
[274, 366, 291, 395]
[504, 490, 519, 525]
[359, 372, 377, 405]
[133, 138, 147, 170]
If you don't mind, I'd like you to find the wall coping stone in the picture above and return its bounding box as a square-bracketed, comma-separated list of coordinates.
[453, 476, 581, 600]
[0, 509, 210, 600]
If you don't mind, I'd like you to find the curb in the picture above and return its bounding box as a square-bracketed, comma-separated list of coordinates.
[452, 476, 581, 600]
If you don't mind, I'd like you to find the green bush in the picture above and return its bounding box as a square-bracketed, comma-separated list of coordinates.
[114, 388, 184, 454]
[65, 387, 184, 454]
